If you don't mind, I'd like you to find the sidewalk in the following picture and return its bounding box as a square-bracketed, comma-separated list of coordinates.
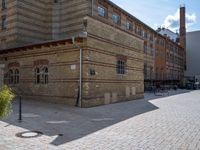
[1, 89, 199, 150]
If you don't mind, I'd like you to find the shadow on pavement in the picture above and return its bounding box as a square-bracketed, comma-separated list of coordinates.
[1, 89, 193, 146]
[1, 96, 159, 146]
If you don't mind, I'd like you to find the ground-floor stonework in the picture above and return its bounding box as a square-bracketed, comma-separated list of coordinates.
[0, 17, 144, 107]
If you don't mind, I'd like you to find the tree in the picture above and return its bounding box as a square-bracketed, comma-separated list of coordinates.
[0, 86, 15, 118]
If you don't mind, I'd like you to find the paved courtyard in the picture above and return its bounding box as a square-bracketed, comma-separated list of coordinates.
[0, 89, 200, 150]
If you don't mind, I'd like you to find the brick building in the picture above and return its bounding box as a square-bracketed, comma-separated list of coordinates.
[0, 0, 185, 107]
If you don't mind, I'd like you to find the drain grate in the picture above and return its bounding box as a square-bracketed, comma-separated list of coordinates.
[16, 131, 43, 138]
[58, 133, 63, 136]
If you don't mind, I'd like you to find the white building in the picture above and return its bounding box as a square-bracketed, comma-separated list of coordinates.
[157, 27, 179, 42]
[185, 31, 200, 82]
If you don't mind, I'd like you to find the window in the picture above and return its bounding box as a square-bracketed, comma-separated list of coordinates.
[43, 67, 48, 84]
[126, 20, 133, 31]
[98, 6, 107, 17]
[144, 32, 148, 39]
[1, 16, 6, 30]
[35, 67, 48, 84]
[150, 66, 153, 79]
[116, 60, 126, 74]
[6, 69, 19, 84]
[144, 43, 147, 53]
[149, 34, 154, 42]
[2, 0, 6, 10]
[9, 70, 13, 84]
[14, 69, 19, 84]
[90, 68, 96, 76]
[144, 64, 147, 78]
[112, 13, 120, 25]
[135, 26, 141, 35]
[35, 68, 40, 84]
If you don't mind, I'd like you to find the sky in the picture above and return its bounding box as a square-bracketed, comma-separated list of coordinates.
[110, 0, 200, 32]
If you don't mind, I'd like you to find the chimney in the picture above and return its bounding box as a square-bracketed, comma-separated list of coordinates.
[180, 5, 187, 70]
[179, 5, 186, 49]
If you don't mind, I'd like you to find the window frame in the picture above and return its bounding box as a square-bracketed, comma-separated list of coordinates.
[126, 20, 133, 31]
[43, 67, 48, 84]
[34, 66, 49, 84]
[112, 13, 121, 25]
[35, 67, 40, 84]
[9, 69, 13, 84]
[116, 59, 126, 75]
[1, 15, 6, 30]
[2, 0, 6, 10]
[98, 5, 108, 18]
[14, 69, 19, 84]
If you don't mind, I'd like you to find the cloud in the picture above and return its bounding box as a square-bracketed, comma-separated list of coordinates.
[162, 9, 197, 32]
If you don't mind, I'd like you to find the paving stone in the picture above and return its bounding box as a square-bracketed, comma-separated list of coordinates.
[0, 89, 200, 150]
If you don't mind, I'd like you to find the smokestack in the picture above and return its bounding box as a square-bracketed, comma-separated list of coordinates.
[179, 5, 186, 49]
[180, 5, 187, 70]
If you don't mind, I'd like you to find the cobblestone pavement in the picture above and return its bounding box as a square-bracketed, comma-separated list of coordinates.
[1, 90, 200, 150]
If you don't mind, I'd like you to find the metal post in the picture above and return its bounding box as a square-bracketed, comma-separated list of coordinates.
[91, 0, 94, 16]
[19, 96, 22, 122]
[79, 48, 82, 107]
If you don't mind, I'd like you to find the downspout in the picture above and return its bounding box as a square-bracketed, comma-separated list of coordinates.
[72, 37, 82, 107]
[91, 0, 94, 16]
[79, 47, 83, 107]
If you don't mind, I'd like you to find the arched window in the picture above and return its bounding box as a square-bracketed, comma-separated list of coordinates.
[9, 69, 13, 84]
[14, 69, 19, 84]
[43, 67, 48, 84]
[35, 68, 40, 84]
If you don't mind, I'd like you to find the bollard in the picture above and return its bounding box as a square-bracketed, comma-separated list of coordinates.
[18, 96, 22, 122]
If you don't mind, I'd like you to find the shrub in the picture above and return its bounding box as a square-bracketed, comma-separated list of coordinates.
[0, 85, 15, 118]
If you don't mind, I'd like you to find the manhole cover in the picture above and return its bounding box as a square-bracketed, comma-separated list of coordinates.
[16, 131, 43, 138]
[58, 134, 63, 136]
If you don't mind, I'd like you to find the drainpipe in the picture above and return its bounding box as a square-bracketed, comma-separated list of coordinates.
[91, 0, 94, 16]
[72, 37, 82, 107]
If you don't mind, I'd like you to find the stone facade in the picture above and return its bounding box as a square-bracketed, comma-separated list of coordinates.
[82, 16, 144, 107]
[0, 39, 85, 105]
[0, 16, 144, 107]
[0, 0, 89, 49]
[0, 0, 186, 106]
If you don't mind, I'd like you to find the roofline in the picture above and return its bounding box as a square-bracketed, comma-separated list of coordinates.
[187, 30, 200, 34]
[106, 0, 182, 47]
[0, 37, 84, 54]
[106, 0, 159, 34]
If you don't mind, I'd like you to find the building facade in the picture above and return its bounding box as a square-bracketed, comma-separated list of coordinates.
[0, 0, 186, 107]
[0, 0, 90, 49]
[185, 31, 200, 82]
